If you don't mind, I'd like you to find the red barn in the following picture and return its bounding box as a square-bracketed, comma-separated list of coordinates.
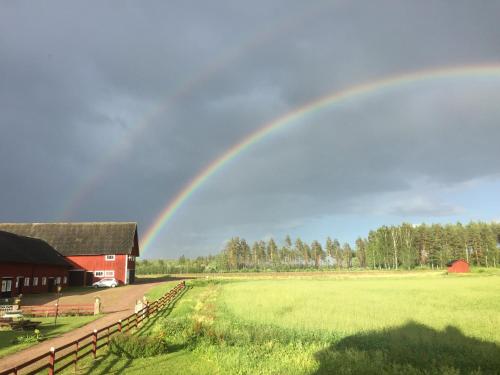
[0, 230, 70, 298]
[446, 259, 470, 273]
[0, 222, 139, 286]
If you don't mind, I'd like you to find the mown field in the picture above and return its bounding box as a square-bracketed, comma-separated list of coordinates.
[78, 271, 500, 375]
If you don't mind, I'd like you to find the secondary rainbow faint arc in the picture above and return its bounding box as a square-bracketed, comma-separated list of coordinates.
[141, 63, 500, 252]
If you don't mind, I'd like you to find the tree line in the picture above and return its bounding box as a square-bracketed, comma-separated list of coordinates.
[136, 221, 500, 274]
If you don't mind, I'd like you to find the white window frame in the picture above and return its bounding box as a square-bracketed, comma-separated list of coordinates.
[105, 255, 116, 261]
[33, 277, 39, 287]
[94, 271, 105, 277]
[1, 279, 12, 293]
[104, 270, 115, 277]
[24, 278, 30, 286]
[42, 277, 47, 286]
[56, 277, 61, 285]
[63, 276, 67, 284]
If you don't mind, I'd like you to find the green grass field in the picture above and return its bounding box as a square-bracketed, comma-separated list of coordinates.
[0, 315, 100, 358]
[78, 272, 500, 375]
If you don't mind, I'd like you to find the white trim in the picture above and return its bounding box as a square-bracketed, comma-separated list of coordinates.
[105, 255, 116, 261]
[125, 254, 128, 285]
[104, 270, 114, 277]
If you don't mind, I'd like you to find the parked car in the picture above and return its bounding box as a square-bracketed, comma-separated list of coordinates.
[92, 278, 119, 288]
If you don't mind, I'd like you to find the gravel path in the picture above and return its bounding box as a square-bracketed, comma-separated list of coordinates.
[0, 278, 178, 372]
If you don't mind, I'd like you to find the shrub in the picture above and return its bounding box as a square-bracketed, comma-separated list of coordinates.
[109, 333, 167, 358]
[13, 329, 42, 344]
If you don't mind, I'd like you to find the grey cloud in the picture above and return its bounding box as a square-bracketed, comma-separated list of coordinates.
[1, 1, 500, 258]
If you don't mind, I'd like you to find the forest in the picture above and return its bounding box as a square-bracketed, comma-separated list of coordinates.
[136, 221, 500, 274]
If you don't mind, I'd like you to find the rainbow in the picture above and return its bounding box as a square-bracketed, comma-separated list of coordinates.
[139, 63, 500, 252]
[58, 6, 328, 220]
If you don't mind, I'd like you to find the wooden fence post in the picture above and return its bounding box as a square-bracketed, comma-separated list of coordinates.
[48, 347, 55, 375]
[74, 340, 79, 372]
[92, 329, 97, 358]
[118, 319, 122, 333]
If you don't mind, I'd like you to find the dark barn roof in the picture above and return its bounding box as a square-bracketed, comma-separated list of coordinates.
[0, 222, 139, 256]
[0, 230, 70, 267]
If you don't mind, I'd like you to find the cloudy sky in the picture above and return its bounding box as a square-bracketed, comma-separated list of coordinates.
[1, 1, 500, 258]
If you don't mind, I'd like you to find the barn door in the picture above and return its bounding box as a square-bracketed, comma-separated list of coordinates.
[47, 278, 55, 293]
[17, 277, 24, 295]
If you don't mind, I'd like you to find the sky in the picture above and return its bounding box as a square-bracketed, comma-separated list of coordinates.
[1, 1, 500, 259]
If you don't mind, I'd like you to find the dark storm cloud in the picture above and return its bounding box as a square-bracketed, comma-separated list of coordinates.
[1, 1, 500, 257]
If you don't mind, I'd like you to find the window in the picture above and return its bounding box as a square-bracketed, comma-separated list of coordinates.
[33, 277, 39, 286]
[128, 255, 135, 262]
[1, 279, 12, 293]
[42, 277, 47, 286]
[94, 271, 105, 277]
[104, 270, 114, 277]
[24, 278, 30, 286]
[63, 276, 67, 284]
[105, 255, 115, 261]
[56, 277, 61, 285]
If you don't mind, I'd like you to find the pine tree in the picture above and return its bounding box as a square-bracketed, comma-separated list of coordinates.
[311, 240, 324, 268]
[355, 237, 367, 268]
[267, 238, 278, 265]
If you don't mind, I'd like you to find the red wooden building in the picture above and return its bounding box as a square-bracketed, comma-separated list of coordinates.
[0, 230, 70, 298]
[0, 222, 139, 287]
[446, 259, 470, 273]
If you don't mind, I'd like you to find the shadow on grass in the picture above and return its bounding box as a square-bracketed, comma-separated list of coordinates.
[80, 285, 191, 375]
[313, 321, 500, 374]
[134, 285, 190, 336]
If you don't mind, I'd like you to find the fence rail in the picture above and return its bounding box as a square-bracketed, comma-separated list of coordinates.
[22, 305, 95, 317]
[0, 281, 185, 375]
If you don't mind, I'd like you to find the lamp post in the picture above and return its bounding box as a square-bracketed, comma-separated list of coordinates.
[54, 285, 62, 327]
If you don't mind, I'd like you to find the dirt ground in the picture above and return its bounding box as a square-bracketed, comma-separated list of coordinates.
[0, 276, 183, 372]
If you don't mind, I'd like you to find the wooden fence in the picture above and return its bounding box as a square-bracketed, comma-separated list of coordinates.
[22, 305, 95, 317]
[0, 281, 185, 375]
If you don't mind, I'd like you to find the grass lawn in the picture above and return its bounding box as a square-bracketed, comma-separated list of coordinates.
[0, 315, 101, 358]
[145, 280, 183, 301]
[72, 273, 500, 375]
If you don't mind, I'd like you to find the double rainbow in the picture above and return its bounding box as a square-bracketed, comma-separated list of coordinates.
[138, 64, 500, 252]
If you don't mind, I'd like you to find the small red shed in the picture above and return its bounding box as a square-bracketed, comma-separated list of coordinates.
[446, 259, 469, 273]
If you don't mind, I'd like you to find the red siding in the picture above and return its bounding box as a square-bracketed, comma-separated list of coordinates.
[0, 263, 68, 296]
[447, 260, 470, 273]
[65, 254, 128, 284]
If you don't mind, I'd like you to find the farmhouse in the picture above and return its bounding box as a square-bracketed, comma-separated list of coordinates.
[447, 259, 470, 273]
[0, 230, 70, 298]
[0, 222, 139, 287]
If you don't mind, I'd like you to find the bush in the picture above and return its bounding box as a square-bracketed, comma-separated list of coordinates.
[14, 329, 42, 344]
[109, 333, 167, 358]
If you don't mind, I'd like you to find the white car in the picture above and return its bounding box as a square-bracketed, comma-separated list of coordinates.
[92, 278, 119, 288]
